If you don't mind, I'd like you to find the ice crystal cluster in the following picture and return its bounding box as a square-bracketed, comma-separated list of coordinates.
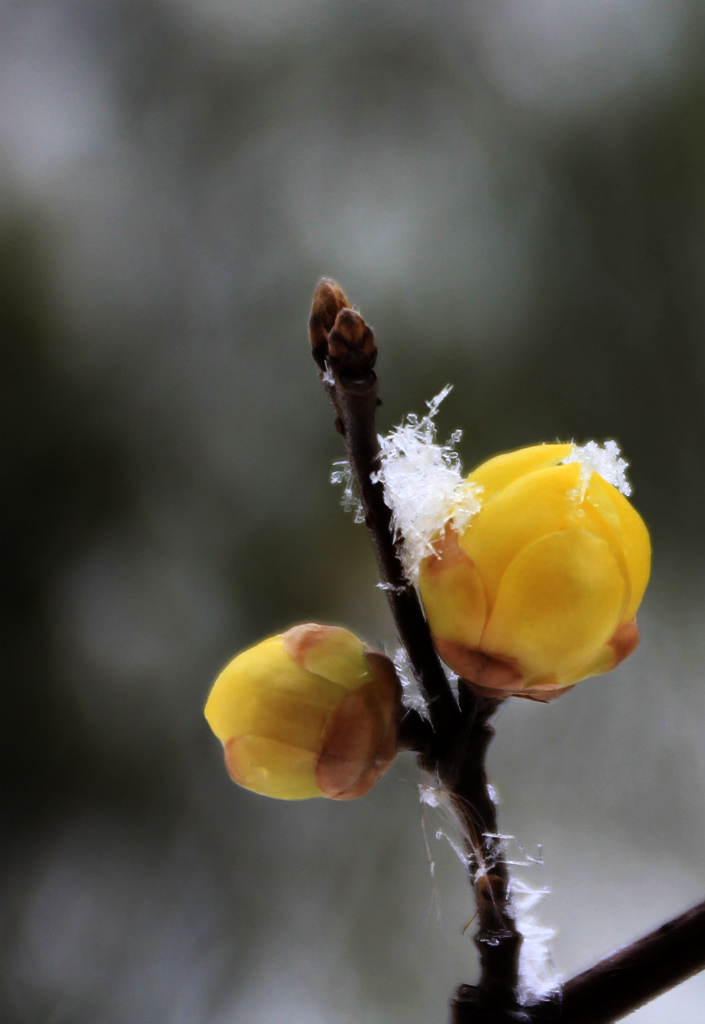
[371, 387, 482, 583]
[511, 877, 561, 1006]
[562, 439, 632, 498]
[393, 645, 429, 718]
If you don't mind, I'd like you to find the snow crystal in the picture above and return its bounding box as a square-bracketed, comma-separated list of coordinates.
[372, 387, 483, 583]
[512, 876, 561, 1006]
[418, 783, 443, 808]
[563, 440, 632, 497]
[393, 646, 428, 717]
[330, 460, 365, 523]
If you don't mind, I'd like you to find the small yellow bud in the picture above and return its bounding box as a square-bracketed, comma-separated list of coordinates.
[204, 624, 401, 800]
[418, 444, 651, 701]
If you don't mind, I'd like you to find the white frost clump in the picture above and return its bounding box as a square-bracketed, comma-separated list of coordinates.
[563, 440, 632, 497]
[371, 386, 482, 583]
[393, 645, 428, 718]
[418, 782, 445, 809]
[511, 878, 561, 1006]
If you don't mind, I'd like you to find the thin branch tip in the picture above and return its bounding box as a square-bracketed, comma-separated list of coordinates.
[309, 277, 377, 380]
[312, 285, 521, 1012]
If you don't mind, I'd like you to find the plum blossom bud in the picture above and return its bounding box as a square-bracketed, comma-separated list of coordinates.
[418, 443, 651, 701]
[204, 624, 401, 800]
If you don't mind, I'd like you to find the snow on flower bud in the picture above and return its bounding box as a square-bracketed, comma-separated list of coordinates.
[204, 624, 402, 800]
[418, 443, 651, 701]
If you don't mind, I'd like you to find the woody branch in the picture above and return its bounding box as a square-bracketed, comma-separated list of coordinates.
[310, 278, 522, 1017]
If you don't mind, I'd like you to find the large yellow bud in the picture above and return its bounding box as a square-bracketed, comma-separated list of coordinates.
[204, 624, 401, 800]
[418, 443, 651, 701]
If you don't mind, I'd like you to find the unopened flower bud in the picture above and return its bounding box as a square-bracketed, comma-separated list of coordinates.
[309, 278, 351, 369]
[418, 443, 651, 700]
[204, 624, 401, 799]
[327, 308, 377, 375]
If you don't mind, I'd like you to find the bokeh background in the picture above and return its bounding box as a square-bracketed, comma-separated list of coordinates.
[2, 2, 704, 1022]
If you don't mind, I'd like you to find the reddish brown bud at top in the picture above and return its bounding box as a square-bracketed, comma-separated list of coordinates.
[311, 278, 350, 332]
[309, 278, 351, 369]
[308, 277, 377, 378]
[328, 308, 377, 376]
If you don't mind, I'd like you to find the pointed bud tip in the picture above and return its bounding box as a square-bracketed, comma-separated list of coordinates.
[281, 623, 342, 664]
[309, 279, 351, 368]
[311, 278, 351, 331]
[308, 279, 377, 377]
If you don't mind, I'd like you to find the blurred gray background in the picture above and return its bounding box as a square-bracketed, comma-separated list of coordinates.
[1, 2, 704, 1022]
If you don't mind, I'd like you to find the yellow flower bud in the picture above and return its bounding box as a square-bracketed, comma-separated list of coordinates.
[418, 443, 651, 701]
[204, 624, 401, 800]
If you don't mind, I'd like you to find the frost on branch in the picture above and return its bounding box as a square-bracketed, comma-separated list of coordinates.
[371, 387, 482, 583]
[393, 645, 428, 718]
[511, 877, 561, 1006]
[331, 460, 365, 523]
[417, 785, 560, 1006]
[563, 439, 632, 497]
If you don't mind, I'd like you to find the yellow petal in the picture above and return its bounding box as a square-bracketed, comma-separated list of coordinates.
[418, 526, 487, 648]
[204, 636, 344, 751]
[467, 443, 573, 504]
[562, 618, 641, 686]
[559, 645, 617, 687]
[572, 486, 632, 624]
[225, 735, 321, 800]
[482, 529, 626, 683]
[587, 475, 650, 622]
[459, 462, 583, 611]
[281, 624, 372, 690]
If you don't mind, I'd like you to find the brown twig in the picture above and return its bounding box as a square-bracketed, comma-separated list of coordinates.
[310, 278, 521, 1014]
[445, 692, 522, 1018]
[397, 706, 436, 757]
[309, 278, 460, 745]
[308, 278, 705, 1023]
[555, 898, 705, 1024]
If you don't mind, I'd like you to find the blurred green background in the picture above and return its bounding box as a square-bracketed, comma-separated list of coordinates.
[1, 2, 704, 1022]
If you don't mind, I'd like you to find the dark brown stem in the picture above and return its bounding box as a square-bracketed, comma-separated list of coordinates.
[310, 278, 521, 1014]
[334, 381, 460, 745]
[397, 707, 435, 757]
[310, 280, 460, 744]
[555, 899, 705, 1024]
[445, 694, 521, 1018]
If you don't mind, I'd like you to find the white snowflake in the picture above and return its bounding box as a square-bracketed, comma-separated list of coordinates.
[371, 387, 482, 583]
[563, 440, 632, 497]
